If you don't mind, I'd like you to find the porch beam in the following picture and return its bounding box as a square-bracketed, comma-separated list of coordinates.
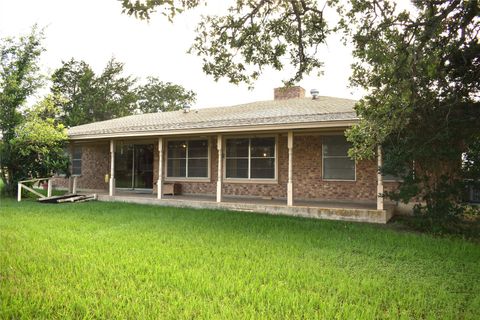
[287, 131, 294, 206]
[157, 137, 164, 199]
[109, 140, 115, 196]
[216, 135, 223, 202]
[377, 145, 384, 210]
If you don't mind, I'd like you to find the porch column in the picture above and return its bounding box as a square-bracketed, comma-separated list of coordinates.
[377, 145, 384, 210]
[157, 137, 164, 199]
[47, 179, 52, 198]
[216, 134, 223, 202]
[287, 131, 294, 206]
[68, 143, 74, 193]
[72, 176, 78, 194]
[109, 139, 115, 196]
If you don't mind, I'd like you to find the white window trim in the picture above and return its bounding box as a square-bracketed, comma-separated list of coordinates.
[164, 137, 211, 182]
[321, 135, 356, 182]
[223, 135, 278, 183]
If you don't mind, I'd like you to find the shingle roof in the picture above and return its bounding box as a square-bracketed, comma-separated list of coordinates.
[68, 96, 358, 139]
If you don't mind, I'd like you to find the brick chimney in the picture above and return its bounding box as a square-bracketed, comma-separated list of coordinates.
[274, 86, 306, 100]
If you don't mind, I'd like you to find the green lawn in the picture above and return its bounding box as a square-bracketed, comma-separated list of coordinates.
[1, 198, 479, 319]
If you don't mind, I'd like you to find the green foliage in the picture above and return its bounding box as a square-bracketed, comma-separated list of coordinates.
[26, 93, 64, 122]
[50, 58, 96, 127]
[121, 0, 480, 226]
[94, 59, 138, 120]
[136, 76, 196, 113]
[342, 0, 480, 224]
[122, 0, 330, 86]
[463, 135, 480, 183]
[121, 0, 204, 21]
[51, 58, 197, 125]
[51, 58, 137, 127]
[10, 115, 69, 180]
[1, 200, 479, 318]
[0, 27, 58, 195]
[0, 26, 44, 143]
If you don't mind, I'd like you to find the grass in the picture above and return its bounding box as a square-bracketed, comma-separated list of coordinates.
[1, 198, 479, 319]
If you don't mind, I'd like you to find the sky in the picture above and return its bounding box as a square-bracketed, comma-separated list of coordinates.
[0, 0, 365, 109]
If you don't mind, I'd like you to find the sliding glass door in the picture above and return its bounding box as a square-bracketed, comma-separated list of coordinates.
[115, 144, 154, 190]
[134, 144, 154, 189]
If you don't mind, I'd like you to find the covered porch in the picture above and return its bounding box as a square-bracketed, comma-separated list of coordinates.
[105, 131, 388, 207]
[63, 126, 395, 223]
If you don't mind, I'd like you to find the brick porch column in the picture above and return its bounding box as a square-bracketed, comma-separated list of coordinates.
[287, 131, 294, 206]
[377, 145, 384, 210]
[157, 137, 164, 199]
[109, 140, 115, 196]
[217, 134, 223, 202]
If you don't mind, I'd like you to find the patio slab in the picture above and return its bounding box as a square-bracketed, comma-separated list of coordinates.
[96, 191, 394, 224]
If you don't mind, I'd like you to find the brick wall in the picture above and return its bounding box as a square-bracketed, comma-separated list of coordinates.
[155, 134, 397, 201]
[62, 134, 398, 201]
[52, 142, 110, 191]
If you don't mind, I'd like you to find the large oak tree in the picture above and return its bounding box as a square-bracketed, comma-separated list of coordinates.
[121, 0, 480, 222]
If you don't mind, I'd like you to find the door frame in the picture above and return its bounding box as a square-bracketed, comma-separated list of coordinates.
[115, 143, 154, 191]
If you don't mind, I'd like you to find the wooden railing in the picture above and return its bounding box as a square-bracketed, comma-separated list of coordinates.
[17, 177, 53, 202]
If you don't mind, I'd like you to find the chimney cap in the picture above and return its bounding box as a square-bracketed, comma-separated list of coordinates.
[310, 89, 319, 99]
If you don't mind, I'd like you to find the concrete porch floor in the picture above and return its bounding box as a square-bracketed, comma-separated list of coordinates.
[96, 190, 395, 224]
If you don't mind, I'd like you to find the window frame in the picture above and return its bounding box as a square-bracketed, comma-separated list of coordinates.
[164, 137, 211, 182]
[321, 135, 356, 182]
[71, 146, 82, 176]
[223, 135, 278, 184]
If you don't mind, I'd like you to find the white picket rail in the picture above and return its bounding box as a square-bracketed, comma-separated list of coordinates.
[17, 177, 53, 202]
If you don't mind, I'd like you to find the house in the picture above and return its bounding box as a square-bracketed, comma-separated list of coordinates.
[54, 86, 400, 223]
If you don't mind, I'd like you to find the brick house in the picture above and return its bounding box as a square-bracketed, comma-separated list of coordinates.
[56, 87, 399, 223]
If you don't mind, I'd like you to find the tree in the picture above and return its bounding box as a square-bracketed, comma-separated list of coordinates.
[10, 112, 69, 186]
[136, 77, 196, 113]
[343, 0, 480, 223]
[121, 0, 330, 86]
[51, 58, 137, 127]
[50, 58, 96, 127]
[0, 28, 69, 195]
[0, 27, 44, 194]
[92, 58, 138, 121]
[121, 0, 480, 224]
[52, 58, 197, 124]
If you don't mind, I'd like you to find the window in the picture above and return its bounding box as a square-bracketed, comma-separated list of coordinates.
[72, 146, 82, 176]
[322, 136, 355, 180]
[166, 139, 209, 178]
[225, 137, 276, 180]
